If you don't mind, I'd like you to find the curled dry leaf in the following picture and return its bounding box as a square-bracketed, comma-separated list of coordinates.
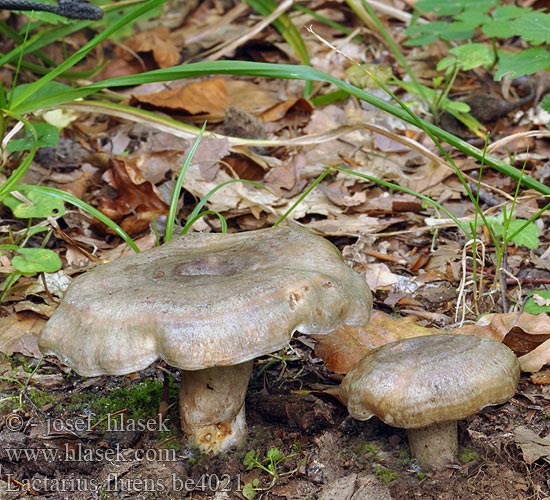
[131, 78, 228, 116]
[99, 158, 169, 235]
[118, 27, 180, 68]
[0, 312, 44, 358]
[314, 311, 550, 374]
[513, 426, 550, 464]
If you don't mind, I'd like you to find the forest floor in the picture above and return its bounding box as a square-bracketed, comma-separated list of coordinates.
[1, 0, 550, 498]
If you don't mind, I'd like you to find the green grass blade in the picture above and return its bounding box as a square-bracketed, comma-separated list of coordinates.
[181, 178, 275, 235]
[165, 123, 206, 242]
[9, 0, 167, 110]
[244, 0, 310, 65]
[182, 209, 228, 233]
[12, 60, 549, 196]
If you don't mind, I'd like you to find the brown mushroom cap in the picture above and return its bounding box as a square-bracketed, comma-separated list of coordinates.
[39, 225, 373, 376]
[341, 334, 520, 428]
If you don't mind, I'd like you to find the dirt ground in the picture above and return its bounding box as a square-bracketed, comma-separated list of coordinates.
[1, 341, 549, 500]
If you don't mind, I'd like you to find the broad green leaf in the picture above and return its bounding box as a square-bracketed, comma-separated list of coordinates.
[414, 0, 496, 16]
[506, 219, 541, 249]
[266, 447, 284, 463]
[456, 10, 491, 28]
[495, 48, 550, 80]
[511, 11, 550, 45]
[481, 5, 532, 38]
[445, 43, 494, 71]
[488, 217, 541, 249]
[524, 291, 550, 314]
[405, 20, 476, 45]
[6, 122, 60, 153]
[241, 481, 259, 500]
[12, 248, 62, 274]
[3, 190, 65, 218]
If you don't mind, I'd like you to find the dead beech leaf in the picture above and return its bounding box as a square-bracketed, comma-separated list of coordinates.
[119, 27, 180, 68]
[0, 312, 44, 358]
[259, 97, 313, 125]
[99, 157, 169, 235]
[517, 339, 550, 373]
[318, 181, 367, 207]
[314, 311, 550, 374]
[305, 214, 405, 236]
[313, 312, 433, 374]
[363, 263, 399, 290]
[513, 426, 550, 464]
[132, 78, 228, 116]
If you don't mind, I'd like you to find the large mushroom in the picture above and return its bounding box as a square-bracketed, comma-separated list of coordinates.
[39, 225, 372, 454]
[340, 334, 520, 470]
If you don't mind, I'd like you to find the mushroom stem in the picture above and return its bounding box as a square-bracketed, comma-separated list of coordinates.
[179, 360, 253, 454]
[407, 420, 458, 470]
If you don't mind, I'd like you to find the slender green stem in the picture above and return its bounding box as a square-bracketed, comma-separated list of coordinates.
[165, 123, 206, 242]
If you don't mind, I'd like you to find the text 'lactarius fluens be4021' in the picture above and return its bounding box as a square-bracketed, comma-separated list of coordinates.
[39, 225, 373, 454]
[340, 334, 520, 470]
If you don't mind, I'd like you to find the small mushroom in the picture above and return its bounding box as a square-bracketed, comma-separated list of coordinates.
[39, 225, 372, 453]
[340, 334, 520, 470]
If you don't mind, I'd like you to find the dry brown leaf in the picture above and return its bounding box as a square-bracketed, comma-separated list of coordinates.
[517, 339, 550, 373]
[513, 426, 550, 464]
[305, 214, 406, 236]
[318, 181, 367, 207]
[314, 311, 550, 374]
[99, 157, 169, 235]
[259, 97, 313, 126]
[313, 312, 433, 374]
[131, 78, 228, 116]
[0, 312, 44, 358]
[119, 27, 180, 68]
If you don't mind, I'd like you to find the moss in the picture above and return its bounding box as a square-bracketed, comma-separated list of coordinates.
[459, 448, 479, 464]
[66, 378, 177, 423]
[374, 463, 398, 483]
[28, 387, 58, 408]
[355, 441, 380, 456]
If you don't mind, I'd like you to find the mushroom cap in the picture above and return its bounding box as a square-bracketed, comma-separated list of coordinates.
[39, 225, 372, 376]
[340, 334, 520, 428]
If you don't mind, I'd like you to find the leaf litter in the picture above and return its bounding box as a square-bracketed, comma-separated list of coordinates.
[1, 0, 550, 498]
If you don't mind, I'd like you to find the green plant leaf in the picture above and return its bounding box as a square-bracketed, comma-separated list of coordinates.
[506, 219, 541, 249]
[405, 20, 475, 45]
[241, 480, 259, 500]
[414, 0, 496, 16]
[494, 48, 550, 80]
[511, 11, 550, 45]
[486, 217, 541, 249]
[524, 291, 550, 314]
[3, 190, 65, 218]
[266, 447, 285, 464]
[481, 5, 532, 38]
[12, 248, 62, 274]
[5, 122, 60, 153]
[444, 43, 494, 71]
[243, 450, 258, 469]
